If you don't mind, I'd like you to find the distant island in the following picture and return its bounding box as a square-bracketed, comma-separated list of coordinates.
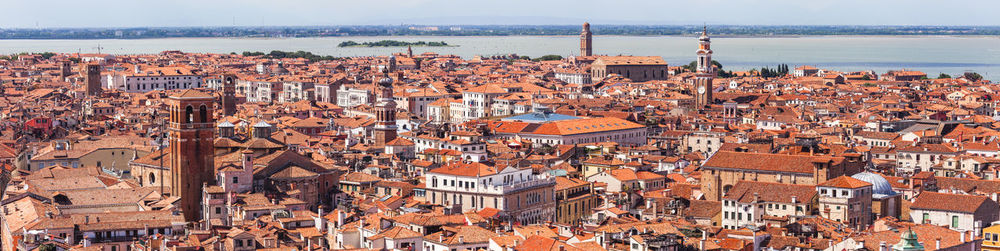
[4, 25, 999, 39]
[338, 40, 452, 47]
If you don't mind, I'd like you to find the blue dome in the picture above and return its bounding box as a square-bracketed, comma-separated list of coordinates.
[852, 172, 895, 196]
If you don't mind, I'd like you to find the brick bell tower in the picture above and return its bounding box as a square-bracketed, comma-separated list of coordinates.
[580, 22, 593, 57]
[220, 74, 237, 116]
[691, 26, 715, 110]
[373, 63, 396, 148]
[167, 89, 216, 221]
[372, 73, 398, 148]
[83, 63, 102, 96]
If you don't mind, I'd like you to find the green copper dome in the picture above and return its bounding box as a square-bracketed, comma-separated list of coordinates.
[892, 228, 924, 251]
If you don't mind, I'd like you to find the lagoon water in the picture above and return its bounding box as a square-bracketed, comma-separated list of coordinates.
[1, 35, 998, 81]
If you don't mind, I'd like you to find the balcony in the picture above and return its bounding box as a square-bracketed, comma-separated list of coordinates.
[486, 177, 556, 194]
[431, 177, 556, 196]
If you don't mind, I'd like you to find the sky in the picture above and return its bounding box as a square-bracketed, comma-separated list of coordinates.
[3, 0, 999, 28]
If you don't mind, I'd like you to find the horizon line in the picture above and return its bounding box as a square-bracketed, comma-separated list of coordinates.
[5, 24, 1000, 30]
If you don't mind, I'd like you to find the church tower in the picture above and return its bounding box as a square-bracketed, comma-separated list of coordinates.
[580, 22, 593, 57]
[220, 74, 237, 116]
[167, 90, 216, 221]
[372, 73, 398, 148]
[83, 63, 102, 96]
[691, 26, 715, 110]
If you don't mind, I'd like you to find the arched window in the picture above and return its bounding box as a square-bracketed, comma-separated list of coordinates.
[185, 106, 194, 123]
[200, 105, 209, 123]
[149, 173, 156, 184]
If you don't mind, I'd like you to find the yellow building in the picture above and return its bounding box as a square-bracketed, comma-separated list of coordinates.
[554, 177, 601, 224]
[983, 223, 1000, 251]
[581, 157, 625, 178]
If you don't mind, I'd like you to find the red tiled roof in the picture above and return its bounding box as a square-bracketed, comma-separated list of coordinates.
[703, 151, 842, 174]
[428, 162, 499, 177]
[817, 175, 871, 189]
[910, 192, 992, 213]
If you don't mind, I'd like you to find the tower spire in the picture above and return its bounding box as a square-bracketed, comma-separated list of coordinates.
[691, 25, 715, 111]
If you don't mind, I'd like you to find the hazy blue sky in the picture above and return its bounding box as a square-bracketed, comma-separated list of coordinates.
[4, 0, 999, 28]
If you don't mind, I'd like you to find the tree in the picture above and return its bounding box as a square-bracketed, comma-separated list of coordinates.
[964, 72, 983, 81]
[683, 60, 724, 72]
[938, 73, 952, 79]
[717, 70, 732, 78]
[532, 55, 563, 62]
[37, 244, 56, 251]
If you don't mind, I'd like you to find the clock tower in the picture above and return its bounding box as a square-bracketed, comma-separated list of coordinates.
[691, 26, 714, 110]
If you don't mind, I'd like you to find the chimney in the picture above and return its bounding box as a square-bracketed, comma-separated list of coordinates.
[439, 233, 444, 243]
[337, 210, 345, 228]
[358, 218, 366, 244]
[315, 206, 325, 231]
[879, 241, 887, 251]
[458, 236, 464, 244]
[700, 229, 707, 250]
[961, 231, 966, 242]
[601, 231, 608, 249]
[82, 236, 91, 247]
[935, 238, 941, 249]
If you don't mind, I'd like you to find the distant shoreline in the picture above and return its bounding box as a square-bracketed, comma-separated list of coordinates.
[3, 25, 998, 39]
[338, 40, 457, 48]
[1, 34, 997, 41]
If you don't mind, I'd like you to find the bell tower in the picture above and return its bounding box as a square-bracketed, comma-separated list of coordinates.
[580, 22, 593, 57]
[220, 74, 237, 116]
[167, 89, 216, 221]
[83, 63, 102, 96]
[691, 26, 715, 110]
[373, 72, 398, 148]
